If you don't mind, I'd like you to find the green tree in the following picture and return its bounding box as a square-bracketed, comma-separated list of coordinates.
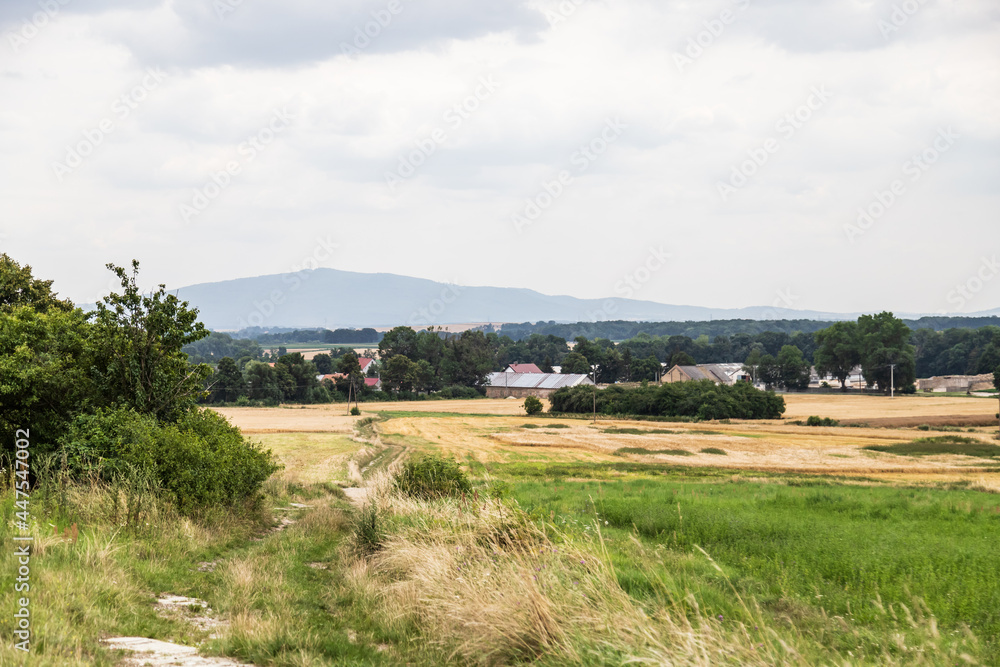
[858, 312, 916, 393]
[209, 357, 246, 403]
[0, 253, 74, 314]
[758, 354, 781, 390]
[440, 331, 495, 387]
[560, 351, 591, 375]
[669, 350, 696, 367]
[524, 396, 543, 415]
[313, 353, 334, 375]
[383, 354, 419, 393]
[243, 361, 282, 403]
[379, 326, 418, 362]
[743, 347, 764, 385]
[0, 306, 93, 452]
[631, 355, 662, 382]
[777, 345, 811, 391]
[275, 353, 319, 402]
[814, 321, 861, 390]
[89, 261, 211, 421]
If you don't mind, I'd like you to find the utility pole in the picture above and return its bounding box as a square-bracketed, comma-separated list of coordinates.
[889, 364, 896, 399]
[592, 364, 598, 424]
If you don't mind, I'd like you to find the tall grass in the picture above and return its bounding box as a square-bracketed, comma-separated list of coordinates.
[509, 469, 997, 663]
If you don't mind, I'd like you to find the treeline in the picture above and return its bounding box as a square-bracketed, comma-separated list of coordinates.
[549, 381, 786, 420]
[232, 327, 380, 344]
[194, 318, 1000, 401]
[0, 255, 277, 512]
[493, 316, 1000, 342]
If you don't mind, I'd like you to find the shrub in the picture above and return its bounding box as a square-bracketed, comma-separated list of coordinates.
[63, 407, 280, 513]
[436, 385, 483, 400]
[524, 396, 543, 415]
[350, 406, 361, 416]
[805, 416, 839, 427]
[350, 502, 384, 558]
[393, 454, 471, 500]
[548, 380, 785, 420]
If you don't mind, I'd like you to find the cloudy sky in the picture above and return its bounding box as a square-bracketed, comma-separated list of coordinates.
[1, 0, 998, 317]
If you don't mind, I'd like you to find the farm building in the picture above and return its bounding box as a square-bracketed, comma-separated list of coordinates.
[485, 372, 593, 399]
[661, 363, 750, 386]
[917, 374, 995, 393]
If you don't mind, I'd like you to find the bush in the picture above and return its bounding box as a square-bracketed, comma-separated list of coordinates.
[805, 416, 839, 427]
[393, 454, 471, 500]
[350, 502, 384, 558]
[524, 396, 543, 415]
[350, 406, 361, 416]
[63, 408, 280, 513]
[436, 385, 483, 400]
[548, 380, 785, 420]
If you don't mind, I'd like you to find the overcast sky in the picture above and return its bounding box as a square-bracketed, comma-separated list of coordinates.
[1, 0, 998, 317]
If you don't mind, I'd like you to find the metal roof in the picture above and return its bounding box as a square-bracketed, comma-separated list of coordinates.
[486, 372, 594, 389]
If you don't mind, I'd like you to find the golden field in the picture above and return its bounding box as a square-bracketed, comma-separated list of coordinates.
[214, 393, 1000, 486]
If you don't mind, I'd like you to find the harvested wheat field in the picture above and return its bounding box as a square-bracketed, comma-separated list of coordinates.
[216, 395, 1000, 485]
[213, 405, 361, 434]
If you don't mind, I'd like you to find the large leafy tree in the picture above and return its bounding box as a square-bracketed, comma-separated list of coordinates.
[275, 353, 319, 402]
[777, 345, 811, 391]
[757, 354, 781, 390]
[440, 330, 495, 387]
[0, 254, 74, 314]
[209, 357, 246, 403]
[858, 312, 916, 392]
[560, 351, 591, 375]
[814, 321, 861, 390]
[0, 307, 93, 453]
[382, 354, 419, 393]
[378, 326, 418, 362]
[89, 261, 211, 421]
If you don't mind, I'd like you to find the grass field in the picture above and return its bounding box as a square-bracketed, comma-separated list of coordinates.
[503, 467, 1000, 662]
[7, 392, 999, 665]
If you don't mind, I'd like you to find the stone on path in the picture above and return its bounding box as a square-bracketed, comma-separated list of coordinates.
[102, 637, 253, 666]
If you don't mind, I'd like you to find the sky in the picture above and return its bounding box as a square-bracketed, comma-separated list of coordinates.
[1, 0, 998, 317]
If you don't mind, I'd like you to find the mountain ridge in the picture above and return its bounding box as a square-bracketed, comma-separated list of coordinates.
[85, 268, 1000, 331]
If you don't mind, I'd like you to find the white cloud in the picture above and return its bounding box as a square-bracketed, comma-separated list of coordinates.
[0, 0, 998, 316]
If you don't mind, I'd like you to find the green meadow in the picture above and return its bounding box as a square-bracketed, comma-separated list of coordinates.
[501, 464, 1000, 663]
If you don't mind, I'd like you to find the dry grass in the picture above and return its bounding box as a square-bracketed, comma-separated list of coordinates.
[347, 476, 797, 666]
[254, 432, 360, 485]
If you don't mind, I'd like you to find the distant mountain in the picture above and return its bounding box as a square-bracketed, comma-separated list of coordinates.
[159, 269, 860, 331]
